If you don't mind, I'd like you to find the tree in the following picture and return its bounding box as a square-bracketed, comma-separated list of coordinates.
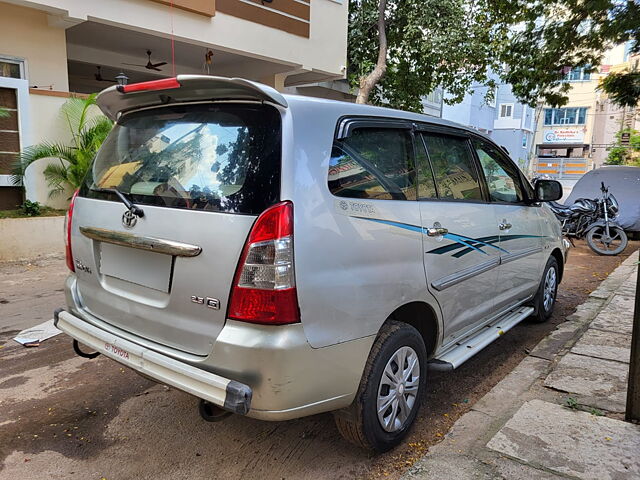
[600, 71, 640, 108]
[348, 0, 510, 111]
[349, 0, 640, 111]
[606, 128, 640, 166]
[496, 0, 640, 107]
[11, 94, 112, 198]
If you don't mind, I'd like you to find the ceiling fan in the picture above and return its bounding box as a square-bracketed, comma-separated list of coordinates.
[94, 66, 116, 83]
[122, 50, 167, 71]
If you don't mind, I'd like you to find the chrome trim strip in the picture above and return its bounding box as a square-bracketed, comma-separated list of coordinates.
[80, 227, 202, 257]
[431, 257, 500, 291]
[500, 247, 543, 265]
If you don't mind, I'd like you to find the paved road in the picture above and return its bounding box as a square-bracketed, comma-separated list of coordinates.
[1, 242, 637, 479]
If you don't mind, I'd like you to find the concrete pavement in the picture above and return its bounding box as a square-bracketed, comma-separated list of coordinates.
[403, 250, 640, 480]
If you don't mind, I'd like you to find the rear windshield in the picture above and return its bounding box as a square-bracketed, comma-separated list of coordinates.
[80, 103, 281, 215]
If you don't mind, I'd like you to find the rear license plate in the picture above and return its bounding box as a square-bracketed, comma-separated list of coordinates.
[100, 243, 173, 292]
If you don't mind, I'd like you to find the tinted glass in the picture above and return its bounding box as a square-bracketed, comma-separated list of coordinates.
[473, 139, 524, 203]
[414, 135, 437, 199]
[328, 128, 416, 200]
[80, 104, 281, 215]
[421, 133, 483, 201]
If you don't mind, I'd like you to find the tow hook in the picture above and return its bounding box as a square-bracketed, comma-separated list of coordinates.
[199, 399, 232, 422]
[72, 339, 101, 359]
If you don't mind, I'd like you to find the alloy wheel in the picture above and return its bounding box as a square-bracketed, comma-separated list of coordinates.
[543, 266, 557, 312]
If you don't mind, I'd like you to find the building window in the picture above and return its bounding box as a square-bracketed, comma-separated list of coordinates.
[565, 67, 591, 82]
[543, 107, 588, 125]
[499, 103, 513, 118]
[522, 134, 528, 148]
[424, 89, 443, 105]
[0, 56, 25, 79]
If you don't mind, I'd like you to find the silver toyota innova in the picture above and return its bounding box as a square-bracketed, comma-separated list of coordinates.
[55, 75, 567, 452]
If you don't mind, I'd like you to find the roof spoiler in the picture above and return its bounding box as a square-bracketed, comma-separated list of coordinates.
[96, 75, 288, 120]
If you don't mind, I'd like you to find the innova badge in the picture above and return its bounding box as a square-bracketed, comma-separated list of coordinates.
[122, 210, 137, 228]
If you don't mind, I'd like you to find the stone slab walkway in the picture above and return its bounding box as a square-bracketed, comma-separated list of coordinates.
[404, 250, 639, 480]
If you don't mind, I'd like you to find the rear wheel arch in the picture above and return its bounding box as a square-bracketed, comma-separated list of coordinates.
[386, 301, 440, 359]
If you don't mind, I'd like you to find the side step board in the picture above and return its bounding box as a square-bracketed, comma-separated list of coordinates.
[429, 306, 534, 371]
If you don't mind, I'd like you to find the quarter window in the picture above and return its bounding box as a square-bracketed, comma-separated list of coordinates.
[420, 133, 483, 201]
[328, 128, 417, 200]
[473, 139, 524, 203]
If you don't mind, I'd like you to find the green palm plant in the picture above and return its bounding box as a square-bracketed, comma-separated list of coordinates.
[11, 94, 113, 198]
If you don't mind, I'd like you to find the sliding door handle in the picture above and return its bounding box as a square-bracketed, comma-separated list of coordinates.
[426, 223, 449, 237]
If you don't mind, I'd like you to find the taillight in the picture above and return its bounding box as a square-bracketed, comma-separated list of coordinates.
[116, 78, 181, 93]
[64, 189, 79, 272]
[228, 201, 300, 325]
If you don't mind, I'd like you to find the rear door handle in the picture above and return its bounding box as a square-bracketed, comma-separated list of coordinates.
[499, 221, 512, 231]
[426, 226, 449, 237]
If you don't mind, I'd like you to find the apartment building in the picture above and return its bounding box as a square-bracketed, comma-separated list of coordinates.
[0, 0, 348, 208]
[591, 52, 640, 166]
[440, 79, 536, 169]
[531, 44, 629, 181]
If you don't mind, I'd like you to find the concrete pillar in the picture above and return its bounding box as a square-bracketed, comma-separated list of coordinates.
[260, 73, 288, 92]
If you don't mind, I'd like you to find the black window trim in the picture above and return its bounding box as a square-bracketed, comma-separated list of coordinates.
[334, 116, 413, 140]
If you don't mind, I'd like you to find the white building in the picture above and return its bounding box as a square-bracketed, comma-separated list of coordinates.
[0, 0, 348, 208]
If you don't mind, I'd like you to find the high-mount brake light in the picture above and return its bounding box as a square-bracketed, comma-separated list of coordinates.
[65, 189, 79, 272]
[227, 201, 300, 325]
[117, 78, 181, 93]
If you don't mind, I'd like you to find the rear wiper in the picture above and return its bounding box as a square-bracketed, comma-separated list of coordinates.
[97, 187, 145, 218]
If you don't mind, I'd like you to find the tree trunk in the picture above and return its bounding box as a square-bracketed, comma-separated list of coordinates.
[355, 0, 388, 104]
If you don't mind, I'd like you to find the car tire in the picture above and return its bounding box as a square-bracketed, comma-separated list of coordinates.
[529, 256, 559, 323]
[333, 320, 427, 452]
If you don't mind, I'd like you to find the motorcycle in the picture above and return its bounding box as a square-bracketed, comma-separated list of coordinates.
[548, 182, 628, 256]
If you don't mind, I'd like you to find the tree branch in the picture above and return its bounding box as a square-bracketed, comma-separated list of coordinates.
[356, 0, 388, 104]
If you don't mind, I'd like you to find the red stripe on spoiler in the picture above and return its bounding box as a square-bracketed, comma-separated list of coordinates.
[117, 78, 181, 93]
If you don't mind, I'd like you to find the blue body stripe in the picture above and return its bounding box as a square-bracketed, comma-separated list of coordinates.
[353, 216, 543, 257]
[359, 217, 425, 233]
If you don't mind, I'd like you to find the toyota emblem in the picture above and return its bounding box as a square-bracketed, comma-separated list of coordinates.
[122, 210, 137, 228]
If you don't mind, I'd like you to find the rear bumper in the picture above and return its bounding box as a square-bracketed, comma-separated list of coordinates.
[61, 276, 375, 420]
[54, 309, 252, 415]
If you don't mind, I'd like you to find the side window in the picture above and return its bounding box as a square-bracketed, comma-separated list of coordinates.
[328, 127, 417, 200]
[420, 133, 483, 201]
[415, 134, 437, 200]
[473, 139, 524, 203]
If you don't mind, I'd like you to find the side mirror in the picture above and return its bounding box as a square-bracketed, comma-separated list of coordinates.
[533, 179, 563, 202]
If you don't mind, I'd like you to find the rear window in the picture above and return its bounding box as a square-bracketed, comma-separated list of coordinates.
[80, 103, 281, 215]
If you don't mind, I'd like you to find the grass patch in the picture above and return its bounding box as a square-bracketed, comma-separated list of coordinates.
[0, 207, 66, 219]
